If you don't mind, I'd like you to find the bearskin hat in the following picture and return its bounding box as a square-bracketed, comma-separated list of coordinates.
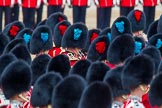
[61, 22, 88, 49]
[122, 54, 154, 90]
[78, 81, 112, 108]
[30, 25, 53, 54]
[52, 75, 86, 108]
[31, 72, 62, 107]
[1, 60, 32, 99]
[31, 54, 51, 85]
[107, 34, 135, 64]
[47, 54, 71, 77]
[69, 59, 91, 79]
[86, 61, 110, 84]
[87, 36, 110, 62]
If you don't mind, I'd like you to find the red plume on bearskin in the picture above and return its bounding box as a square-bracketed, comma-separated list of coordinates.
[134, 10, 142, 22]
[95, 41, 106, 54]
[59, 24, 68, 36]
[90, 32, 98, 43]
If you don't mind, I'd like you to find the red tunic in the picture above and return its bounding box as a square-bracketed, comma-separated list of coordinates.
[48, 47, 65, 57]
[120, 0, 136, 7]
[104, 61, 116, 69]
[72, 0, 88, 6]
[14, 0, 18, 4]
[48, 0, 64, 5]
[142, 93, 158, 108]
[22, 0, 37, 8]
[5, 101, 33, 108]
[0, 0, 11, 6]
[143, 0, 157, 6]
[94, 0, 113, 7]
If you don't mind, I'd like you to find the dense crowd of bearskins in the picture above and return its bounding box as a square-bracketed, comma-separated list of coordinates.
[1, 0, 162, 32]
[1, 1, 162, 108]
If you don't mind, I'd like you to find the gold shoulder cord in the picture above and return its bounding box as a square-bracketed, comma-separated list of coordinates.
[139, 85, 150, 93]
[18, 94, 29, 102]
[48, 105, 52, 108]
[122, 95, 128, 100]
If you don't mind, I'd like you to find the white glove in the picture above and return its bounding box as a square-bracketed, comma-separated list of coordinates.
[36, 0, 41, 8]
[157, 0, 161, 5]
[135, 0, 139, 6]
[67, 0, 71, 6]
[139, 0, 143, 4]
[67, 0, 72, 8]
[113, 0, 116, 6]
[10, 0, 14, 8]
[87, 0, 91, 7]
[94, 0, 99, 5]
[116, 0, 120, 6]
[43, 0, 48, 5]
[18, 0, 22, 6]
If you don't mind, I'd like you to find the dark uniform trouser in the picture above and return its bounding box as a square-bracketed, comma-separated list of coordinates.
[120, 6, 134, 16]
[61, 6, 65, 13]
[47, 5, 62, 17]
[97, 7, 112, 29]
[11, 4, 19, 22]
[73, 6, 87, 24]
[22, 7, 36, 29]
[36, 3, 43, 25]
[0, 6, 11, 32]
[143, 6, 155, 34]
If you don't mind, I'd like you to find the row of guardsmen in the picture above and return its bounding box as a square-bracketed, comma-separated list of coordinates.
[0, 7, 162, 108]
[1, 0, 162, 33]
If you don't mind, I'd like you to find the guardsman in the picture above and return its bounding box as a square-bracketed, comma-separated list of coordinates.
[140, 0, 159, 34]
[94, 0, 114, 29]
[29, 25, 53, 57]
[1, 60, 33, 108]
[35, 0, 45, 26]
[86, 61, 110, 84]
[0, 54, 17, 108]
[45, 0, 66, 17]
[47, 54, 71, 77]
[127, 9, 148, 41]
[107, 34, 135, 68]
[86, 35, 116, 69]
[19, 0, 41, 29]
[61, 22, 88, 66]
[52, 75, 86, 108]
[0, 0, 14, 32]
[116, 0, 138, 16]
[68, 0, 91, 24]
[122, 55, 154, 108]
[30, 73, 63, 108]
[2, 21, 25, 41]
[149, 73, 162, 108]
[78, 82, 113, 108]
[48, 20, 71, 57]
[104, 66, 130, 108]
[10, 0, 20, 22]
